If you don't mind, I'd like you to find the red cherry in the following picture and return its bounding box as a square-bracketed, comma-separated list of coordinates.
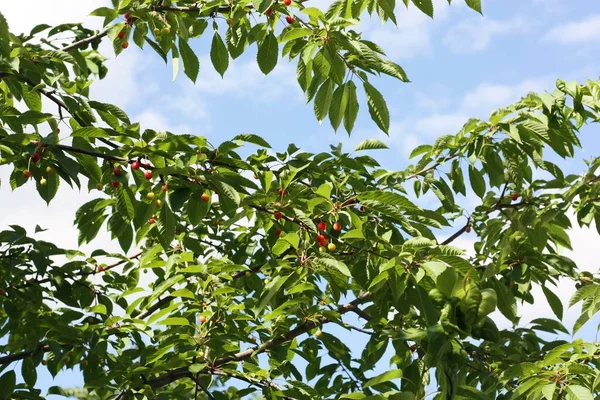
[201, 193, 210, 202]
[124, 12, 131, 19]
[118, 31, 126, 39]
[316, 234, 326, 245]
[121, 41, 129, 49]
[278, 188, 286, 196]
[511, 193, 519, 201]
[112, 181, 120, 188]
[32, 152, 41, 163]
[144, 171, 153, 180]
[162, 184, 168, 192]
[131, 161, 140, 170]
[284, 0, 292, 5]
[23, 170, 32, 179]
[275, 230, 281, 238]
[274, 212, 283, 220]
[113, 167, 121, 176]
[266, 8, 273, 16]
[466, 226, 472, 233]
[333, 222, 342, 232]
[286, 15, 294, 24]
[148, 218, 156, 224]
[318, 222, 326, 231]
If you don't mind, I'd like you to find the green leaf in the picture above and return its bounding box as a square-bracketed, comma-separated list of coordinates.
[468, 165, 486, 198]
[257, 275, 290, 314]
[412, 0, 434, 17]
[281, 27, 313, 43]
[159, 202, 176, 249]
[314, 80, 334, 122]
[115, 187, 135, 220]
[329, 83, 349, 131]
[37, 169, 59, 204]
[363, 369, 402, 389]
[357, 191, 419, 211]
[71, 127, 109, 138]
[354, 139, 389, 151]
[233, 133, 271, 148]
[541, 285, 563, 320]
[315, 257, 352, 277]
[0, 371, 15, 397]
[566, 385, 593, 400]
[210, 32, 229, 77]
[22, 359, 37, 387]
[158, 317, 190, 326]
[179, 37, 200, 83]
[343, 80, 359, 134]
[363, 81, 390, 133]
[257, 32, 278, 75]
[464, 0, 483, 14]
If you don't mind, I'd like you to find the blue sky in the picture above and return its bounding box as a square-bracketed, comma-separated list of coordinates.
[2, 0, 600, 396]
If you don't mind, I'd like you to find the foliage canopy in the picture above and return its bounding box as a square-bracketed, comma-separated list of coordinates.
[1, 1, 600, 399]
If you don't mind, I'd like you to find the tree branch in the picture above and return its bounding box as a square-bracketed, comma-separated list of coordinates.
[61, 27, 111, 52]
[144, 292, 372, 389]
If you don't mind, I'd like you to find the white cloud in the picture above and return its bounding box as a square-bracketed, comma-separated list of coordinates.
[132, 109, 195, 135]
[443, 16, 529, 53]
[543, 14, 600, 45]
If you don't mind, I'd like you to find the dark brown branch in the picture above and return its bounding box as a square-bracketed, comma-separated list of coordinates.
[144, 292, 372, 389]
[0, 343, 49, 365]
[61, 27, 111, 52]
[47, 143, 127, 163]
[441, 224, 468, 246]
[408, 153, 459, 179]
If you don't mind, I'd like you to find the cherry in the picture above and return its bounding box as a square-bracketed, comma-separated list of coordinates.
[286, 15, 294, 24]
[46, 166, 53, 174]
[113, 167, 121, 176]
[511, 193, 519, 201]
[111, 181, 120, 188]
[327, 243, 336, 251]
[153, 28, 160, 35]
[56, 128, 60, 133]
[245, 271, 252, 277]
[156, 199, 162, 207]
[316, 234, 326, 246]
[81, 360, 88, 367]
[32, 140, 39, 146]
[199, 315, 207, 324]
[274, 211, 283, 220]
[122, 41, 129, 49]
[124, 12, 131, 19]
[198, 351, 205, 358]
[318, 222, 326, 231]
[96, 183, 104, 190]
[284, 0, 292, 4]
[251, 336, 257, 342]
[162, 184, 168, 192]
[32, 152, 41, 162]
[266, 8, 273, 16]
[275, 230, 281, 238]
[264, 278, 271, 284]
[118, 31, 126, 39]
[278, 188, 286, 196]
[147, 192, 155, 200]
[98, 265, 106, 272]
[162, 27, 171, 34]
[148, 218, 156, 224]
[0, 289, 6, 296]
[131, 161, 140, 170]
[201, 193, 210, 202]
[23, 170, 32, 179]
[466, 226, 472, 233]
[333, 222, 342, 232]
[40, 178, 47, 186]
[319, 246, 326, 252]
[315, 330, 323, 337]
[227, 19, 233, 25]
[144, 171, 153, 180]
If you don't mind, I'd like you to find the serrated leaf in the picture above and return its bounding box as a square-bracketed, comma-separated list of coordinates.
[541, 285, 563, 320]
[468, 165, 486, 198]
[329, 83, 348, 131]
[355, 139, 389, 151]
[71, 127, 109, 138]
[179, 37, 200, 83]
[363, 82, 390, 133]
[343, 80, 359, 134]
[363, 369, 402, 388]
[314, 80, 334, 122]
[210, 32, 229, 77]
[412, 0, 434, 17]
[257, 31, 278, 75]
[281, 27, 313, 43]
[465, 0, 483, 14]
[315, 257, 351, 277]
[158, 317, 190, 326]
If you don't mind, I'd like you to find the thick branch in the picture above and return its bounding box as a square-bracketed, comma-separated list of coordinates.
[47, 143, 127, 162]
[61, 27, 111, 52]
[0, 343, 48, 365]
